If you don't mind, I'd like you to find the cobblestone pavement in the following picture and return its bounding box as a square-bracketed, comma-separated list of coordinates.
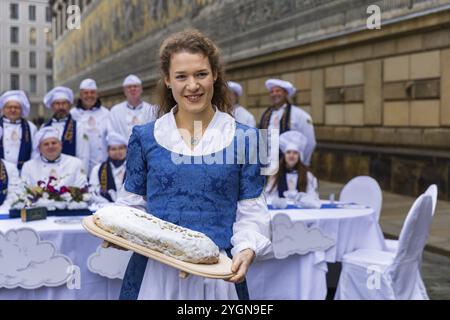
[422, 251, 450, 300]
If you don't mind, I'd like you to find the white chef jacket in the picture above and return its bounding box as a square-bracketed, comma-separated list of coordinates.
[21, 154, 87, 189]
[0, 159, 23, 211]
[1, 118, 38, 166]
[71, 106, 110, 174]
[107, 101, 158, 142]
[265, 104, 316, 166]
[89, 161, 126, 203]
[233, 105, 256, 127]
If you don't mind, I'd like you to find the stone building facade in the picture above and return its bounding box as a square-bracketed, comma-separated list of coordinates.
[51, 0, 450, 199]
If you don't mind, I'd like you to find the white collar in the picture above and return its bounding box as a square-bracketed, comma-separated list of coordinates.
[154, 106, 236, 156]
[2, 117, 22, 125]
[40, 154, 62, 164]
[275, 104, 288, 111]
[52, 116, 68, 123]
[71, 106, 100, 116]
[109, 160, 126, 169]
[126, 101, 143, 110]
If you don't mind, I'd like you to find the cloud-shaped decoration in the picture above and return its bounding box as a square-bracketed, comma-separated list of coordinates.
[87, 245, 133, 280]
[271, 213, 336, 259]
[0, 228, 73, 289]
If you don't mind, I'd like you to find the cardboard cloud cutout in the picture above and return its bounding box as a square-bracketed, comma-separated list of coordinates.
[271, 213, 336, 259]
[0, 228, 73, 289]
[87, 245, 132, 280]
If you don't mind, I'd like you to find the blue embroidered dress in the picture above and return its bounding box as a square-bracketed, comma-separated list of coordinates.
[118, 107, 271, 300]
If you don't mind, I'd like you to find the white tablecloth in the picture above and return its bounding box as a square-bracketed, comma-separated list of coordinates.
[0, 204, 387, 300]
[246, 203, 387, 300]
[0, 216, 123, 300]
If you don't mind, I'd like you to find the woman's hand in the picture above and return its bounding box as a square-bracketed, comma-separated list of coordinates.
[102, 240, 127, 251]
[227, 248, 255, 284]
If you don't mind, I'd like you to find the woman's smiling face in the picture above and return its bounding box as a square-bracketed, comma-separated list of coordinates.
[165, 51, 217, 115]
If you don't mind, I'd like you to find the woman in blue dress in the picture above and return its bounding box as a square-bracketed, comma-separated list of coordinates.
[115, 29, 272, 300]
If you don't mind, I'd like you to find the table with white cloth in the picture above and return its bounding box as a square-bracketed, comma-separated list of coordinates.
[0, 215, 122, 300]
[246, 201, 387, 300]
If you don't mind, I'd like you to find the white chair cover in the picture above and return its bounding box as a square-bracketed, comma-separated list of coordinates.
[424, 184, 438, 214]
[340, 176, 383, 221]
[385, 184, 438, 253]
[388, 194, 433, 299]
[335, 194, 433, 300]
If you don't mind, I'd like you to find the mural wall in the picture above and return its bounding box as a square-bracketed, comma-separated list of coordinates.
[55, 0, 215, 83]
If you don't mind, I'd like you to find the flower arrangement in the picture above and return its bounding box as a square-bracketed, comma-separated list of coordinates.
[11, 176, 91, 211]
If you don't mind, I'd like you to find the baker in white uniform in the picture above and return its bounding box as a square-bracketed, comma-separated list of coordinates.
[42, 86, 90, 173]
[228, 81, 256, 127]
[21, 127, 87, 189]
[90, 132, 128, 205]
[0, 90, 38, 170]
[108, 75, 159, 142]
[259, 79, 316, 166]
[0, 159, 23, 212]
[70, 79, 110, 174]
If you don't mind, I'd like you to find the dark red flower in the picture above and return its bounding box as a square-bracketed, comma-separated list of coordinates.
[60, 186, 70, 194]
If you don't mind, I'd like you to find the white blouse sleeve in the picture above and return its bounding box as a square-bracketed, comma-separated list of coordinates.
[231, 194, 272, 260]
[114, 186, 147, 212]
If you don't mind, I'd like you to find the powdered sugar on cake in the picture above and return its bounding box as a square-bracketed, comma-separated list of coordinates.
[94, 206, 220, 264]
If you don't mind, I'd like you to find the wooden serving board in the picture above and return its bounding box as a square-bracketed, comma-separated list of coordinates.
[82, 216, 234, 280]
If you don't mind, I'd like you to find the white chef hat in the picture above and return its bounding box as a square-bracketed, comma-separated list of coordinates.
[227, 81, 243, 97]
[0, 90, 31, 118]
[123, 74, 142, 87]
[107, 132, 128, 147]
[34, 127, 61, 151]
[79, 78, 98, 90]
[265, 79, 296, 98]
[279, 131, 307, 160]
[43, 86, 74, 109]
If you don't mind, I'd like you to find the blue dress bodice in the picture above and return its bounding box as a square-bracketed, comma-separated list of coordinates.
[124, 121, 265, 249]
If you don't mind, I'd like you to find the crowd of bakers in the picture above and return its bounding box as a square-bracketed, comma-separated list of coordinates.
[0, 74, 318, 211]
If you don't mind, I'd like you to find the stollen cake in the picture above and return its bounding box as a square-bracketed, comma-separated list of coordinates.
[93, 206, 220, 264]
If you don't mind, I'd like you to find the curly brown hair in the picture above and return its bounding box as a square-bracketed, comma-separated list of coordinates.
[269, 156, 308, 194]
[156, 29, 232, 116]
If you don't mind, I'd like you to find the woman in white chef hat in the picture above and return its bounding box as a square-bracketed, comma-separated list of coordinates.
[0, 90, 38, 170]
[89, 132, 128, 205]
[265, 130, 318, 200]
